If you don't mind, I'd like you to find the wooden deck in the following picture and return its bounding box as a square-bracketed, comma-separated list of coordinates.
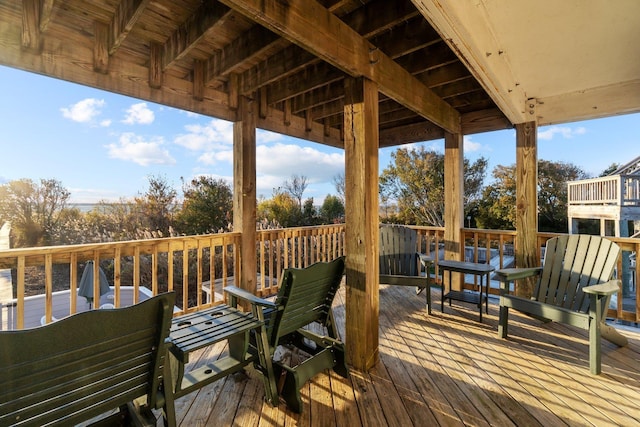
[171, 284, 640, 426]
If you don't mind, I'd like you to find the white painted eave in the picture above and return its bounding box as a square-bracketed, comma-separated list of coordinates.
[413, 0, 640, 126]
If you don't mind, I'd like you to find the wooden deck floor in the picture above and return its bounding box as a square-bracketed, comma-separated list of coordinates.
[172, 285, 640, 426]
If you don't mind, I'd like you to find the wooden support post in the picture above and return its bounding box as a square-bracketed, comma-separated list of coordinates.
[515, 121, 538, 297]
[233, 95, 257, 293]
[344, 77, 379, 371]
[444, 131, 464, 290]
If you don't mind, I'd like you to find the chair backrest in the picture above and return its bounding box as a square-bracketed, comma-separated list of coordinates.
[536, 235, 620, 313]
[379, 225, 419, 276]
[0, 292, 175, 426]
[269, 257, 345, 345]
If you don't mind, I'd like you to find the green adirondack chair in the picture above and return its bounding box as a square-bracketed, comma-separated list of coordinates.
[379, 224, 434, 313]
[0, 292, 176, 427]
[225, 256, 347, 413]
[496, 235, 628, 374]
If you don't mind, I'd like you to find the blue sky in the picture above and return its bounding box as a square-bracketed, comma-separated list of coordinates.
[1, 65, 638, 205]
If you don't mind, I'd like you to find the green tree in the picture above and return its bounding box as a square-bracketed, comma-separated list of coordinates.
[476, 165, 517, 230]
[175, 176, 233, 235]
[301, 197, 318, 225]
[320, 194, 345, 223]
[0, 178, 70, 247]
[257, 190, 299, 227]
[135, 174, 178, 234]
[538, 160, 588, 231]
[379, 147, 487, 226]
[476, 160, 588, 232]
[599, 163, 620, 177]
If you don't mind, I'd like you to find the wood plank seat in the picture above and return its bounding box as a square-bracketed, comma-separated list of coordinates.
[496, 234, 628, 374]
[0, 292, 177, 426]
[224, 256, 347, 413]
[379, 224, 434, 313]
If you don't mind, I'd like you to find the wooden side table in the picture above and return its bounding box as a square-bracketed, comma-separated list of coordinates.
[438, 260, 495, 322]
[167, 305, 274, 402]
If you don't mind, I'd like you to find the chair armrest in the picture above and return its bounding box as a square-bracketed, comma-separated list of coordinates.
[224, 285, 277, 308]
[582, 280, 620, 296]
[495, 267, 543, 291]
[495, 267, 543, 282]
[418, 253, 434, 266]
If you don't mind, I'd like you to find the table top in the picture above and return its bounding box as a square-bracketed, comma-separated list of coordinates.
[169, 305, 262, 359]
[438, 259, 495, 274]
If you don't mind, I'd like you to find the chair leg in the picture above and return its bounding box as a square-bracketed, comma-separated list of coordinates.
[425, 285, 432, 315]
[498, 305, 509, 338]
[589, 317, 602, 375]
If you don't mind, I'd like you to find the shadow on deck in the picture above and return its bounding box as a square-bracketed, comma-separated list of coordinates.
[173, 284, 640, 426]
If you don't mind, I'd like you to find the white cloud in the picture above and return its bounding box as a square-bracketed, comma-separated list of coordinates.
[122, 102, 155, 125]
[256, 143, 344, 182]
[174, 119, 234, 151]
[538, 126, 587, 140]
[464, 136, 483, 152]
[61, 98, 105, 123]
[198, 150, 233, 165]
[106, 133, 175, 166]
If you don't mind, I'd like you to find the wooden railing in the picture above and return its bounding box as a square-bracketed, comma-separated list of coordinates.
[256, 224, 345, 296]
[568, 174, 640, 206]
[0, 224, 638, 329]
[0, 225, 346, 329]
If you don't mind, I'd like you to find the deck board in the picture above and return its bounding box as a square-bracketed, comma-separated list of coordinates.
[172, 284, 640, 426]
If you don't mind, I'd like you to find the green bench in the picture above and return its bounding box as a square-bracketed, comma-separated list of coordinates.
[497, 235, 628, 374]
[0, 292, 176, 426]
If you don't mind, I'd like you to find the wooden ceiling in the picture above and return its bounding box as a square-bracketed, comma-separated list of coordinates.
[0, 0, 513, 148]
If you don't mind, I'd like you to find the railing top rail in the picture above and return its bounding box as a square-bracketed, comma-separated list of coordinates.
[567, 175, 622, 186]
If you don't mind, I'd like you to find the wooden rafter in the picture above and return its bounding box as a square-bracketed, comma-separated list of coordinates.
[219, 0, 460, 133]
[110, 0, 150, 55]
[162, 2, 232, 71]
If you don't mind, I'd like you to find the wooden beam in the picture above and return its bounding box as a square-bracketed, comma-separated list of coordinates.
[192, 60, 205, 101]
[461, 108, 512, 135]
[93, 21, 110, 74]
[233, 95, 258, 293]
[291, 81, 344, 114]
[228, 73, 239, 110]
[372, 16, 441, 59]
[207, 25, 283, 81]
[39, 0, 56, 32]
[21, 0, 40, 52]
[258, 87, 268, 119]
[283, 99, 292, 126]
[220, 0, 460, 133]
[163, 3, 233, 71]
[515, 121, 538, 297]
[110, 0, 150, 55]
[341, 0, 420, 39]
[379, 121, 444, 146]
[344, 77, 379, 371]
[240, 45, 317, 94]
[148, 42, 163, 88]
[267, 63, 344, 105]
[444, 132, 464, 290]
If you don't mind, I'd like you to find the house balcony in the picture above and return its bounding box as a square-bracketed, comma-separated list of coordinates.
[1, 225, 639, 424]
[568, 175, 640, 221]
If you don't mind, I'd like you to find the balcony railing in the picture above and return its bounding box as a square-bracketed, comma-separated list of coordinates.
[568, 174, 640, 207]
[0, 225, 638, 329]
